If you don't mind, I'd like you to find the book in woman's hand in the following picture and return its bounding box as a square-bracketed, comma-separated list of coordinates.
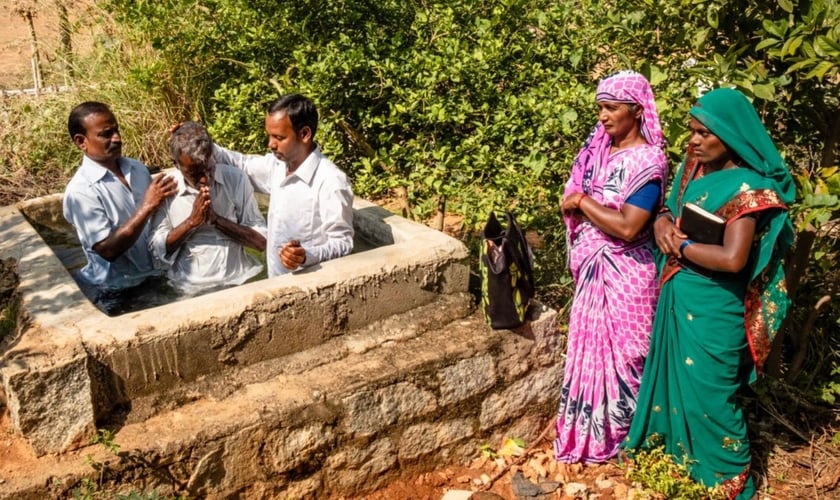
[679, 202, 726, 245]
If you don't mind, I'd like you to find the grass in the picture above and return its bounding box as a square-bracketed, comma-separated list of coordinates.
[0, 2, 195, 206]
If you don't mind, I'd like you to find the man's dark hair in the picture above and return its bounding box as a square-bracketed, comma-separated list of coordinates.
[267, 94, 318, 137]
[169, 121, 213, 165]
[68, 101, 113, 139]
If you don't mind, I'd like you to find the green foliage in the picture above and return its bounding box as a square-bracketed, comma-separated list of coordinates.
[72, 478, 98, 500]
[115, 492, 188, 500]
[624, 446, 724, 499]
[479, 443, 498, 459]
[90, 428, 120, 455]
[73, 483, 187, 500]
[819, 364, 840, 404]
[99, 0, 601, 230]
[0, 5, 191, 202]
[757, 0, 840, 81]
[79, 428, 120, 495]
[0, 97, 77, 176]
[793, 166, 840, 232]
[8, 0, 838, 231]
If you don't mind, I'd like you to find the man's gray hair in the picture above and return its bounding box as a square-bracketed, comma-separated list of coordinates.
[169, 121, 213, 165]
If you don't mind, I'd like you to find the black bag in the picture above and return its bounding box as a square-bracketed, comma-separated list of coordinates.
[479, 211, 535, 329]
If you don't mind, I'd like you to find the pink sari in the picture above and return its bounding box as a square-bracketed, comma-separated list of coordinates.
[554, 71, 668, 463]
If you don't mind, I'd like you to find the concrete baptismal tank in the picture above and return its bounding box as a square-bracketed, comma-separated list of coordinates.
[0, 191, 561, 499]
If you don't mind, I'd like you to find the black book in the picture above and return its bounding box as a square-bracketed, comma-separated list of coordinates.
[680, 202, 726, 245]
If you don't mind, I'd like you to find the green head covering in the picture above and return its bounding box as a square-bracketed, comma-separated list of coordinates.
[689, 88, 796, 204]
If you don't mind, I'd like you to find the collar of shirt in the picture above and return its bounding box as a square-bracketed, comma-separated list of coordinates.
[79, 155, 131, 184]
[284, 146, 322, 186]
[175, 165, 227, 195]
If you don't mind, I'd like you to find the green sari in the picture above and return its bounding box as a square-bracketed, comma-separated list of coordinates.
[622, 88, 794, 500]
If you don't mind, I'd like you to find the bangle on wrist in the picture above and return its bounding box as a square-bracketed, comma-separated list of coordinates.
[679, 239, 694, 258]
[656, 210, 674, 223]
[576, 194, 587, 209]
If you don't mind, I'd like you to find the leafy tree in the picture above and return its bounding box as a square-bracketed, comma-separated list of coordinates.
[102, 0, 601, 229]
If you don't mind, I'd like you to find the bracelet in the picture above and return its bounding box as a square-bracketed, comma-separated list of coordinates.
[679, 239, 694, 258]
[576, 194, 587, 209]
[656, 210, 674, 223]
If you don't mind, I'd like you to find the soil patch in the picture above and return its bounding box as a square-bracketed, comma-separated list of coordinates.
[0, 0, 97, 89]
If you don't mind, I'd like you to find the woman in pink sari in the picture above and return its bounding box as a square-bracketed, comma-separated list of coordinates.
[554, 71, 668, 463]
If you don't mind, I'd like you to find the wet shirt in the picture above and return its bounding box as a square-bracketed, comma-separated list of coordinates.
[62, 156, 158, 289]
[212, 145, 354, 278]
[149, 164, 267, 294]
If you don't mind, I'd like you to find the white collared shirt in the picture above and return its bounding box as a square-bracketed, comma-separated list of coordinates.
[62, 155, 158, 289]
[149, 164, 267, 293]
[212, 145, 354, 277]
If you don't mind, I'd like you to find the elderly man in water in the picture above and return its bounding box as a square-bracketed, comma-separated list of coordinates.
[149, 121, 267, 294]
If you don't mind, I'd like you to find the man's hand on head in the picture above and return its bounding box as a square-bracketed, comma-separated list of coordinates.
[168, 122, 184, 137]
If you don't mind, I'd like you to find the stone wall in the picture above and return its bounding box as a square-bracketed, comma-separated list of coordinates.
[2, 302, 563, 499]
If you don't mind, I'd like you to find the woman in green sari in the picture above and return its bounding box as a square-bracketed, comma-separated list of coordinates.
[621, 88, 795, 499]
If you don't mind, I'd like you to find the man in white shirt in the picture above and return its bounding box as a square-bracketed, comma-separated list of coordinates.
[212, 94, 354, 277]
[63, 101, 177, 295]
[150, 122, 267, 294]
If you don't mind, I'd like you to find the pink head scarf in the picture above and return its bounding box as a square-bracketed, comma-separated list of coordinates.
[566, 70, 665, 197]
[595, 71, 664, 146]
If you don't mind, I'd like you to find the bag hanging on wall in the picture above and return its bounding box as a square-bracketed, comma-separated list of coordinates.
[479, 211, 535, 329]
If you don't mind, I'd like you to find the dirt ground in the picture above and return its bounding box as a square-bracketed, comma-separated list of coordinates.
[0, 2, 53, 88]
[348, 424, 839, 499]
[0, 0, 97, 89]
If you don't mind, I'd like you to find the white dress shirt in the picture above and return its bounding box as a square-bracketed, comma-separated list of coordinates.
[213, 145, 354, 277]
[63, 155, 158, 289]
[149, 164, 267, 293]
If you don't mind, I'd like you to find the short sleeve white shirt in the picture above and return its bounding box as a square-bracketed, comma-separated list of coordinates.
[62, 155, 158, 289]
